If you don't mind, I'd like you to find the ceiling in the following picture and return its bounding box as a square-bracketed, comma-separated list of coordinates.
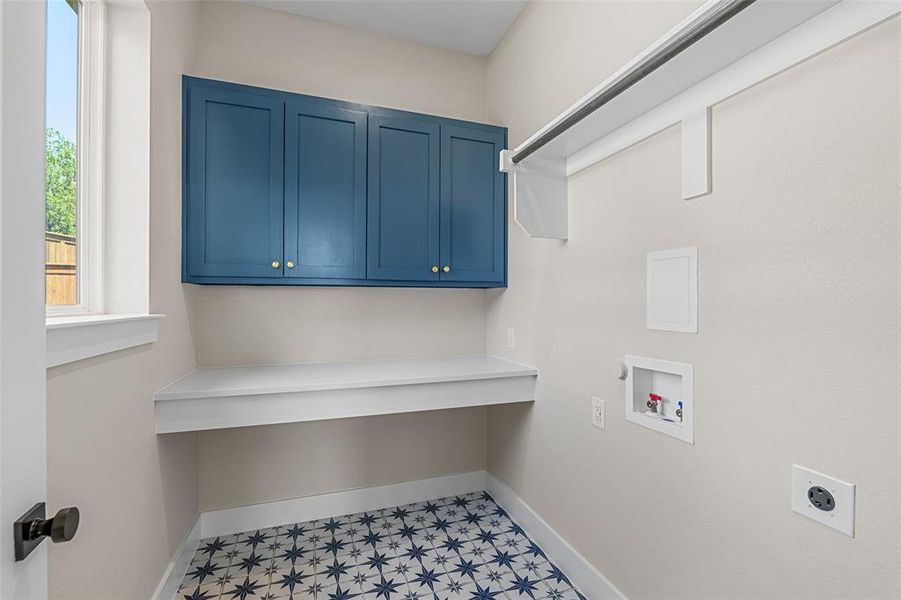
[242, 0, 528, 56]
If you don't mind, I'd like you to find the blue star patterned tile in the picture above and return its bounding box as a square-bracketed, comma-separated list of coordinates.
[179, 492, 584, 599]
[269, 565, 311, 595]
[505, 572, 543, 599]
[223, 576, 267, 600]
[319, 580, 367, 600]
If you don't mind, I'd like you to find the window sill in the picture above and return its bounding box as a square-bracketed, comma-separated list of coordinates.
[46, 313, 164, 368]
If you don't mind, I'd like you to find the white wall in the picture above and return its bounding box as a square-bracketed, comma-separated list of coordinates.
[190, 2, 491, 512]
[485, 2, 900, 599]
[46, 2, 201, 598]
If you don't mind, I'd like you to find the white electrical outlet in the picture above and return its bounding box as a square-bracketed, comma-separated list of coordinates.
[507, 328, 515, 349]
[791, 464, 855, 537]
[591, 397, 605, 429]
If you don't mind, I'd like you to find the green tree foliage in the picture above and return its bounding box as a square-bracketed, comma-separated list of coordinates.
[45, 127, 76, 236]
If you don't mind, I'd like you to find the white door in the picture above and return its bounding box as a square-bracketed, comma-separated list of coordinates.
[1, 1, 50, 597]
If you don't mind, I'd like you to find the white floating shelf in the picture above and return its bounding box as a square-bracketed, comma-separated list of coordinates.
[154, 354, 537, 434]
[501, 0, 900, 239]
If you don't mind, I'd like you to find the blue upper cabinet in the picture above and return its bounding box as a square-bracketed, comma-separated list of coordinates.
[439, 125, 506, 284]
[285, 100, 367, 280]
[184, 84, 284, 278]
[183, 77, 506, 288]
[367, 115, 440, 282]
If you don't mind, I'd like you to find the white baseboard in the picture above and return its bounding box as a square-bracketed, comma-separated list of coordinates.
[153, 470, 625, 600]
[151, 513, 201, 600]
[486, 473, 627, 600]
[200, 470, 488, 539]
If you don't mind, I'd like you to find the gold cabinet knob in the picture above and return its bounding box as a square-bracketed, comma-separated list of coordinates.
[431, 265, 439, 273]
[442, 265, 450, 273]
[271, 261, 281, 269]
[286, 261, 295, 269]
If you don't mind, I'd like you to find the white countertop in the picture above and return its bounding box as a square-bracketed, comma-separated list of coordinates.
[156, 354, 537, 401]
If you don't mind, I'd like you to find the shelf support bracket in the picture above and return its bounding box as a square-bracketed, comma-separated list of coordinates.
[681, 106, 711, 200]
[501, 150, 568, 240]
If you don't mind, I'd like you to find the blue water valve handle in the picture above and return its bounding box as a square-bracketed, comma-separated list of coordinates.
[677, 401, 684, 422]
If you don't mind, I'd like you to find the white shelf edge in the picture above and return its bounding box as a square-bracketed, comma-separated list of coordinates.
[154, 354, 538, 401]
[46, 313, 164, 368]
[154, 355, 537, 434]
[502, 0, 901, 240]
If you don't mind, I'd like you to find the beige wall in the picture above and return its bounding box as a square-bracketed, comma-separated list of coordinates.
[199, 409, 486, 510]
[191, 2, 490, 512]
[194, 1, 489, 122]
[194, 286, 487, 367]
[486, 3, 900, 599]
[46, 2, 201, 599]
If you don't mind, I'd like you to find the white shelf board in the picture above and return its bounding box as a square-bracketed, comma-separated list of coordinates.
[154, 354, 537, 433]
[502, 0, 901, 239]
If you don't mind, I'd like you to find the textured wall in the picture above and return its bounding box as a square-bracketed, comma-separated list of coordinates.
[191, 2, 490, 512]
[485, 3, 900, 599]
[46, 2, 201, 599]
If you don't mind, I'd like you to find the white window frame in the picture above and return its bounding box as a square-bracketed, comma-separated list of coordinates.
[46, 0, 104, 317]
[45, 0, 162, 367]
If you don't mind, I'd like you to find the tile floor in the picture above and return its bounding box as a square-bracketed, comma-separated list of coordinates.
[178, 491, 585, 600]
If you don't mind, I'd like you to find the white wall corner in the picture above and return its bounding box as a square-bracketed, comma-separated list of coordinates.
[151, 514, 201, 600]
[486, 473, 627, 600]
[680, 107, 711, 200]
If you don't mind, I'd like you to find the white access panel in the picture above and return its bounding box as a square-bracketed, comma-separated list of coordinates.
[647, 247, 698, 333]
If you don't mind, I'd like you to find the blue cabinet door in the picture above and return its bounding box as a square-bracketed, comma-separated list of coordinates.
[367, 115, 440, 282]
[185, 85, 284, 278]
[439, 125, 506, 284]
[285, 100, 367, 280]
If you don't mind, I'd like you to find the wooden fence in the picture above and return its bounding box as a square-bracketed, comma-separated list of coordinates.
[46, 231, 76, 305]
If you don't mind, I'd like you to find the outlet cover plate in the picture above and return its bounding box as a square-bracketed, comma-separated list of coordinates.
[591, 397, 605, 429]
[791, 464, 855, 537]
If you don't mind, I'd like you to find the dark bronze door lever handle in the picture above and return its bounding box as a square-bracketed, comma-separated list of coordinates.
[14, 503, 79, 561]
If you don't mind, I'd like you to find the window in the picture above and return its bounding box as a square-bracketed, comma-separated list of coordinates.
[43, 0, 160, 367]
[45, 0, 102, 315]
